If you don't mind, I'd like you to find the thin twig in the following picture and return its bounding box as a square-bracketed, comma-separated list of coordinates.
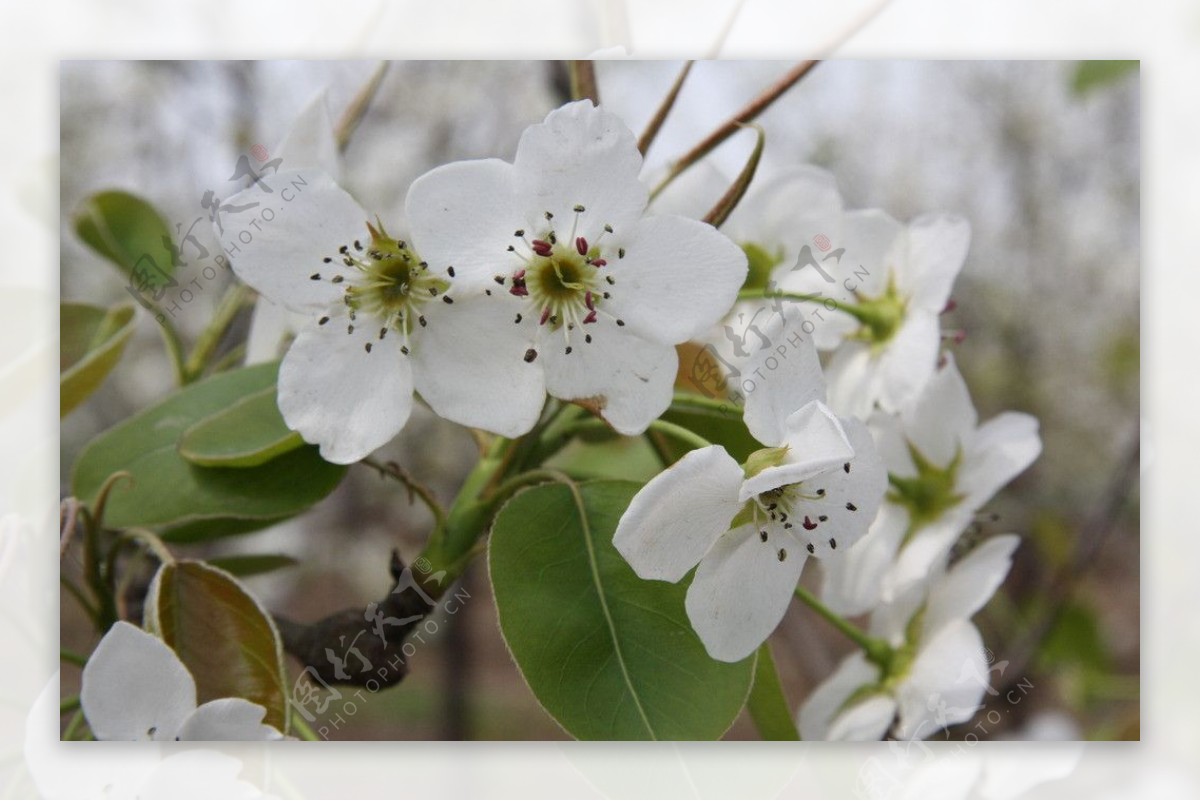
[361, 457, 447, 528]
[568, 60, 600, 105]
[335, 61, 391, 153]
[651, 60, 820, 200]
[637, 60, 694, 157]
[702, 122, 765, 228]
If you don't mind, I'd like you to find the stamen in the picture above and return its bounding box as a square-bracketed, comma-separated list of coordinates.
[418, 315, 427, 327]
[364, 342, 372, 353]
[843, 463, 851, 473]
[583, 310, 597, 324]
[540, 308, 551, 325]
[759, 530, 768, 542]
[318, 316, 330, 326]
[584, 334, 592, 344]
[524, 348, 538, 363]
[829, 538, 837, 549]
[802, 516, 818, 531]
[532, 239, 553, 257]
[806, 543, 816, 554]
[777, 548, 787, 562]
[332, 275, 344, 284]
[575, 236, 588, 256]
[442, 296, 454, 304]
[515, 313, 523, 324]
[590, 259, 607, 267]
[447, 266, 456, 277]
[494, 275, 506, 285]
[310, 273, 321, 280]
[846, 502, 857, 512]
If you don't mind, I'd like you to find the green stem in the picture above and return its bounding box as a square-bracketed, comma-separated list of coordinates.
[747, 643, 800, 740]
[738, 287, 881, 327]
[60, 576, 99, 624]
[149, 308, 189, 387]
[62, 709, 87, 741]
[60, 695, 81, 714]
[793, 585, 892, 667]
[290, 713, 322, 741]
[183, 283, 252, 381]
[647, 419, 713, 452]
[61, 649, 89, 669]
[671, 390, 739, 417]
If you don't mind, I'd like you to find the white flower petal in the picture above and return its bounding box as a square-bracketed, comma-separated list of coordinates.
[739, 401, 854, 502]
[740, 311, 826, 447]
[960, 412, 1042, 508]
[411, 293, 545, 438]
[277, 317, 414, 464]
[614, 445, 745, 583]
[901, 353, 978, 467]
[825, 342, 880, 419]
[869, 409, 915, 477]
[605, 214, 747, 346]
[244, 296, 306, 365]
[513, 100, 646, 233]
[827, 695, 899, 741]
[876, 310, 940, 413]
[221, 169, 367, 312]
[774, 208, 903, 309]
[137, 751, 268, 799]
[895, 619, 988, 740]
[786, 417, 889, 559]
[923, 535, 1020, 638]
[684, 525, 806, 662]
[278, 92, 340, 179]
[797, 651, 881, 740]
[539, 322, 676, 435]
[176, 698, 285, 741]
[81, 622, 196, 741]
[405, 158, 521, 289]
[819, 503, 910, 616]
[898, 213, 970, 312]
[725, 164, 843, 253]
[884, 508, 975, 605]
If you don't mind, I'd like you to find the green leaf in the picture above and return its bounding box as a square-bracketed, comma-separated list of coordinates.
[179, 386, 304, 467]
[60, 301, 136, 416]
[73, 190, 176, 291]
[544, 436, 663, 482]
[662, 402, 760, 463]
[206, 553, 299, 577]
[71, 362, 346, 541]
[489, 480, 754, 740]
[1071, 61, 1138, 96]
[746, 643, 800, 740]
[146, 559, 289, 732]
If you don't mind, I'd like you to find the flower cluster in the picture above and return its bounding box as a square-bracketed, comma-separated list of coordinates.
[614, 165, 1039, 740]
[210, 97, 1039, 742]
[223, 100, 746, 463]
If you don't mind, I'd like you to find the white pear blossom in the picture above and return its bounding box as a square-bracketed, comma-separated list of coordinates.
[614, 331, 885, 662]
[81, 621, 284, 741]
[404, 100, 747, 436]
[244, 91, 342, 366]
[799, 534, 1019, 741]
[819, 211, 971, 418]
[221, 162, 469, 463]
[821, 354, 1041, 616]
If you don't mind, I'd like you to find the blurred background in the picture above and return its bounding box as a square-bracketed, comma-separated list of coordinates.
[59, 60, 1139, 740]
